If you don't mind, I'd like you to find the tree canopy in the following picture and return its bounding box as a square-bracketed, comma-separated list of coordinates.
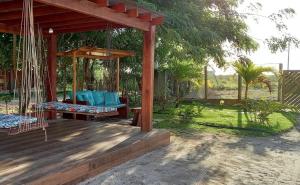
[0, 0, 297, 96]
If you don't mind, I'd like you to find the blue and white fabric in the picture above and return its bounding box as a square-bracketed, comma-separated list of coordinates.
[0, 114, 38, 129]
[38, 101, 119, 113]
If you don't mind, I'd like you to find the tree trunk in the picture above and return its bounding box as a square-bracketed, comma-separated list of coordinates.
[83, 59, 89, 89]
[245, 83, 249, 100]
[90, 62, 95, 89]
[175, 80, 180, 108]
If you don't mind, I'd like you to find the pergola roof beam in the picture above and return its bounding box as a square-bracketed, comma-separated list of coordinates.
[39, 18, 107, 29]
[94, 0, 109, 7]
[111, 3, 126, 13]
[139, 13, 152, 22]
[34, 0, 151, 31]
[0, 12, 90, 26]
[0, 6, 70, 21]
[0, 24, 19, 34]
[54, 25, 123, 33]
[0, 1, 45, 12]
[57, 47, 135, 59]
[127, 8, 138, 18]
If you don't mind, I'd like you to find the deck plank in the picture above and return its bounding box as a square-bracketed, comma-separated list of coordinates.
[0, 119, 170, 185]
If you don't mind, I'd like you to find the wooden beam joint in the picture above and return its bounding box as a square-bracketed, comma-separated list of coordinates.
[111, 3, 126, 13]
[139, 13, 152, 22]
[94, 0, 109, 7]
[127, 8, 138, 18]
[151, 17, 164, 25]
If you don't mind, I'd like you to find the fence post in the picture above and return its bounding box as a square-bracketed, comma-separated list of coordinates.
[204, 66, 208, 100]
[278, 63, 283, 102]
[238, 74, 242, 101]
[278, 63, 284, 102]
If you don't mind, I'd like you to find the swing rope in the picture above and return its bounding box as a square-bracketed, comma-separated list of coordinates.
[12, 0, 47, 137]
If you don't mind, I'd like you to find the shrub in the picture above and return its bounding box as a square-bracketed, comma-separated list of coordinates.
[176, 102, 205, 120]
[242, 99, 297, 124]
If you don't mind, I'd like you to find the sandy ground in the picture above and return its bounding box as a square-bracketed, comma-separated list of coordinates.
[1, 98, 298, 185]
[80, 117, 300, 185]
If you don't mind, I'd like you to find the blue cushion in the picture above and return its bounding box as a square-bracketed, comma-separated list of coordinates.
[81, 91, 95, 106]
[76, 92, 84, 101]
[104, 92, 120, 106]
[68, 91, 84, 101]
[92, 91, 106, 106]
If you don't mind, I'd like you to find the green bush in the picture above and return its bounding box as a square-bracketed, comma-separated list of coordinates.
[242, 99, 297, 124]
[176, 102, 205, 120]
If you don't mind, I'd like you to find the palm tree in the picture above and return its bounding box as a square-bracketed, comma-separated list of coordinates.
[233, 57, 274, 99]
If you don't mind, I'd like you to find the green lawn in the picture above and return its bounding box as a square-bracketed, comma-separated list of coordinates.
[153, 103, 299, 136]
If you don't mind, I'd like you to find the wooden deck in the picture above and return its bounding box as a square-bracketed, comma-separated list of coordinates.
[0, 119, 170, 185]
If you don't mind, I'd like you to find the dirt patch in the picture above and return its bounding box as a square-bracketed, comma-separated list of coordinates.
[80, 121, 300, 185]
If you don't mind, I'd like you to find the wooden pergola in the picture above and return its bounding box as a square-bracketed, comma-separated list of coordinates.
[0, 0, 163, 132]
[57, 46, 135, 102]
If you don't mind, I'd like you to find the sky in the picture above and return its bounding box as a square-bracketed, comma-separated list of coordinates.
[212, 0, 300, 74]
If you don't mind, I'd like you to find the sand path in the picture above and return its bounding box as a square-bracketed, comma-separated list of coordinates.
[81, 119, 300, 185]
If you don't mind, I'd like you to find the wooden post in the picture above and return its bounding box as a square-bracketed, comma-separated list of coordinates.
[72, 53, 77, 120]
[63, 63, 67, 101]
[278, 63, 283, 102]
[116, 57, 120, 92]
[141, 25, 156, 132]
[204, 66, 208, 100]
[72, 53, 77, 105]
[238, 74, 242, 101]
[47, 34, 57, 119]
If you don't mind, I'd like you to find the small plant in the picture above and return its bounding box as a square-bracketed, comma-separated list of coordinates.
[0, 95, 13, 114]
[219, 99, 225, 110]
[177, 102, 205, 120]
[242, 99, 291, 124]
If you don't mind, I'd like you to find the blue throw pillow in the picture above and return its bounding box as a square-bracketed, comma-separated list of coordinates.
[92, 91, 106, 106]
[82, 91, 95, 106]
[104, 92, 120, 106]
[76, 92, 84, 101]
[114, 92, 121, 105]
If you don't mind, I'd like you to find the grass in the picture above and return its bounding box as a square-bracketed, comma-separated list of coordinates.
[153, 102, 299, 136]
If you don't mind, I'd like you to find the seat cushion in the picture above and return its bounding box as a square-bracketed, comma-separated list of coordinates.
[81, 91, 95, 106]
[104, 92, 120, 106]
[76, 92, 85, 101]
[92, 91, 106, 106]
[68, 91, 84, 101]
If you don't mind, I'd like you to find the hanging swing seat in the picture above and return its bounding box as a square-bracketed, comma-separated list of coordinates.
[38, 101, 120, 117]
[0, 113, 48, 135]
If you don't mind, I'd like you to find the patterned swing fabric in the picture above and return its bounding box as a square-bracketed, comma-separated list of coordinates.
[3, 0, 48, 140]
[38, 102, 118, 114]
[0, 114, 48, 135]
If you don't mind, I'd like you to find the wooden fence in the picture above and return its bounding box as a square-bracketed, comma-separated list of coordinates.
[282, 70, 300, 107]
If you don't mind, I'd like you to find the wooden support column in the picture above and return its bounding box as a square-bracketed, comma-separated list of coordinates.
[72, 53, 77, 105]
[47, 34, 57, 119]
[204, 66, 208, 100]
[72, 53, 77, 120]
[141, 25, 156, 132]
[116, 58, 120, 92]
[63, 63, 67, 101]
